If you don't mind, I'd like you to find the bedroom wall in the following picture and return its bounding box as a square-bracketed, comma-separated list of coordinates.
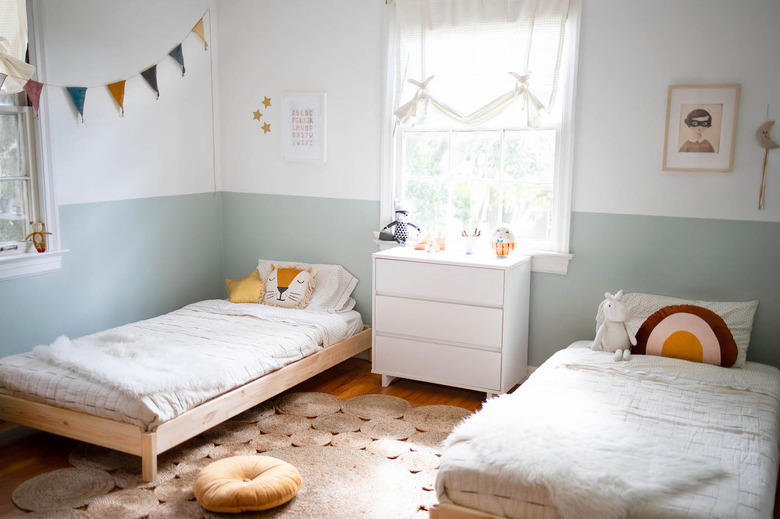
[217, 0, 780, 367]
[0, 0, 224, 356]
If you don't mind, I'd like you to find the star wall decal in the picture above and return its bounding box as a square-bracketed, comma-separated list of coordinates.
[262, 96, 272, 108]
[252, 109, 262, 121]
[261, 122, 271, 133]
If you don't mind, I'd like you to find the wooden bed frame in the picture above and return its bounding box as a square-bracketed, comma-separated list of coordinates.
[0, 325, 371, 481]
[430, 503, 510, 519]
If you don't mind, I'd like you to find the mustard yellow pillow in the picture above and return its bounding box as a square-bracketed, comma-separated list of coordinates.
[225, 269, 263, 303]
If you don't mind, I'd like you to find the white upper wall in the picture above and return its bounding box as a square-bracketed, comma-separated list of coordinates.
[216, 0, 382, 201]
[37, 0, 219, 206]
[573, 0, 780, 222]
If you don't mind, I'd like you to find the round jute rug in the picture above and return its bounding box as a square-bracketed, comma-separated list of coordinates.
[342, 394, 412, 419]
[330, 431, 372, 449]
[230, 402, 275, 423]
[68, 443, 137, 472]
[12, 468, 115, 512]
[404, 404, 472, 433]
[250, 433, 292, 452]
[147, 499, 207, 519]
[85, 488, 158, 519]
[311, 412, 362, 434]
[256, 414, 311, 435]
[19, 510, 92, 519]
[274, 392, 343, 417]
[202, 421, 259, 445]
[361, 417, 417, 440]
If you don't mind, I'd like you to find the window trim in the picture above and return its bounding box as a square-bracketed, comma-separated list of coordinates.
[380, 0, 580, 275]
[0, 0, 66, 282]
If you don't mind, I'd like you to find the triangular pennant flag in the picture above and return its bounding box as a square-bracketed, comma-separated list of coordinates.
[107, 81, 126, 116]
[192, 18, 208, 50]
[141, 65, 159, 98]
[0, 73, 6, 90]
[169, 44, 185, 76]
[66, 86, 87, 122]
[23, 80, 43, 117]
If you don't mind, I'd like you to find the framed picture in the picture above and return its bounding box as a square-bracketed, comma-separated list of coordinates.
[282, 92, 327, 162]
[663, 84, 740, 172]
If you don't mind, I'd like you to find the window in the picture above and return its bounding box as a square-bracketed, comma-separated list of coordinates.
[384, 0, 579, 273]
[0, 0, 63, 279]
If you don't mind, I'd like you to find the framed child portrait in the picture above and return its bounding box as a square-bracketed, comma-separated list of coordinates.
[662, 84, 740, 172]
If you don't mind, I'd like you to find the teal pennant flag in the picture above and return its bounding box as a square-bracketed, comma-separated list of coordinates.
[169, 44, 185, 76]
[141, 65, 159, 98]
[66, 86, 87, 122]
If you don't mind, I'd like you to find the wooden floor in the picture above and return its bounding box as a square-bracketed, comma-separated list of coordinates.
[2, 358, 778, 518]
[0, 358, 485, 518]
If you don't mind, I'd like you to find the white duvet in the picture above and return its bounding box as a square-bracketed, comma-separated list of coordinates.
[0, 300, 362, 429]
[438, 344, 780, 519]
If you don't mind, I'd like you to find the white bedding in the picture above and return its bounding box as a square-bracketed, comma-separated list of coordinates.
[0, 300, 363, 430]
[437, 343, 780, 519]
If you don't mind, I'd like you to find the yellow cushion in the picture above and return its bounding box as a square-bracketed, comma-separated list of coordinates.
[193, 455, 302, 513]
[225, 269, 263, 303]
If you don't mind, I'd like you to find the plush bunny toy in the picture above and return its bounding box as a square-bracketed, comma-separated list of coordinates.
[592, 290, 637, 361]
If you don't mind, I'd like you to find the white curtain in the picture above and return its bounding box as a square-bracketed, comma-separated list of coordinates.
[391, 0, 570, 128]
[0, 0, 35, 94]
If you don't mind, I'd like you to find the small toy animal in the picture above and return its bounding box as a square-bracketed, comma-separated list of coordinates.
[25, 221, 52, 253]
[491, 224, 516, 256]
[592, 290, 636, 361]
[380, 200, 421, 244]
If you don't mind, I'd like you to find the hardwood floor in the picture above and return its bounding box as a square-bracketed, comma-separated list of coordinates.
[0, 358, 485, 518]
[2, 358, 778, 518]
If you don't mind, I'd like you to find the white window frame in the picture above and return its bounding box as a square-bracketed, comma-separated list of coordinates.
[380, 0, 580, 275]
[0, 0, 66, 281]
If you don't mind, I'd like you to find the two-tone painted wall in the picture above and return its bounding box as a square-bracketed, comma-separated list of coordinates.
[3, 1, 779, 371]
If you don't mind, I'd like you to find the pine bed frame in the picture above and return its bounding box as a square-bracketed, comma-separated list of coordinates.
[0, 325, 371, 481]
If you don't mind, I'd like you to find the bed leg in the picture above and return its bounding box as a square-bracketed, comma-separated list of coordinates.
[141, 432, 158, 482]
[381, 374, 397, 387]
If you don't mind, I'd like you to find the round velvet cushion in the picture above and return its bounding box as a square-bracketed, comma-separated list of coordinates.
[193, 455, 302, 513]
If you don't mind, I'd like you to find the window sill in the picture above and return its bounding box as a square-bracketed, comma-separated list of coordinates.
[0, 249, 68, 281]
[373, 240, 573, 275]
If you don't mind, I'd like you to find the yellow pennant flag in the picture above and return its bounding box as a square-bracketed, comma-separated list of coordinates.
[107, 81, 126, 116]
[192, 18, 208, 50]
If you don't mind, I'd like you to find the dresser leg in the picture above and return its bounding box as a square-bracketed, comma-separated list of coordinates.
[486, 392, 498, 400]
[381, 374, 397, 387]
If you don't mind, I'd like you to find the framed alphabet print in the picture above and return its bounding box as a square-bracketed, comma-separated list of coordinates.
[663, 84, 740, 172]
[282, 92, 327, 162]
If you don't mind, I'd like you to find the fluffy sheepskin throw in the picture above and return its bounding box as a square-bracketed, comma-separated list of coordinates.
[445, 390, 725, 519]
[33, 334, 234, 397]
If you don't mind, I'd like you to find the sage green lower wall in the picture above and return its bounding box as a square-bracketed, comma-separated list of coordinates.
[220, 192, 380, 324]
[0, 193, 225, 356]
[223, 196, 780, 369]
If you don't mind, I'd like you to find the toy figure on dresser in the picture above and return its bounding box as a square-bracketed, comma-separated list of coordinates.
[491, 224, 516, 256]
[25, 221, 52, 253]
[378, 200, 421, 244]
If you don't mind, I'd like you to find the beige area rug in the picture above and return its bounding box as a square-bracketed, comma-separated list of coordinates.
[13, 393, 473, 519]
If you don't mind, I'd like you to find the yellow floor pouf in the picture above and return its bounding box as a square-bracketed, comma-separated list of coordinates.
[193, 455, 302, 513]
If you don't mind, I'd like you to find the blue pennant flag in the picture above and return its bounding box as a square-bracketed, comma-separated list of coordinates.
[169, 44, 185, 76]
[141, 65, 159, 98]
[66, 86, 87, 122]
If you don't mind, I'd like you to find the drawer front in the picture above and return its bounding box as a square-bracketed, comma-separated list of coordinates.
[375, 259, 504, 307]
[374, 295, 503, 350]
[374, 335, 501, 391]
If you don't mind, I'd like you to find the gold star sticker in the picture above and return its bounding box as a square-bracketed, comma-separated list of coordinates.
[252, 109, 262, 121]
[262, 96, 271, 108]
[261, 122, 271, 133]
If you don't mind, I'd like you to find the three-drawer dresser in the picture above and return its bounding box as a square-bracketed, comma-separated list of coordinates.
[372, 247, 531, 397]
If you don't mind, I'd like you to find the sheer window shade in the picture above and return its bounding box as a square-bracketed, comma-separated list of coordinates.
[393, 0, 570, 129]
[0, 0, 34, 94]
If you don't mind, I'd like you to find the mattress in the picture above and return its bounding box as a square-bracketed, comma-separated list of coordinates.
[0, 300, 363, 430]
[437, 342, 780, 519]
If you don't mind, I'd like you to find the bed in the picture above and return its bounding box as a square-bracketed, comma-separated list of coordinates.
[432, 341, 780, 519]
[0, 261, 370, 482]
[433, 291, 777, 519]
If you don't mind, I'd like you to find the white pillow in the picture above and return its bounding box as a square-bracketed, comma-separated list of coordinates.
[596, 292, 758, 368]
[257, 259, 358, 313]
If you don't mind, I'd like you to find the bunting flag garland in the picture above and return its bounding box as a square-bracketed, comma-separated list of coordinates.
[107, 81, 126, 116]
[192, 18, 208, 50]
[169, 44, 185, 76]
[0, 73, 6, 90]
[141, 65, 159, 99]
[23, 80, 43, 116]
[66, 86, 87, 122]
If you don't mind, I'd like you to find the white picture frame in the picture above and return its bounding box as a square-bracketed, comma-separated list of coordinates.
[663, 84, 740, 172]
[282, 92, 327, 162]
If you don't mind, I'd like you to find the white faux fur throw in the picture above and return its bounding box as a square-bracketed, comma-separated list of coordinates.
[33, 333, 234, 397]
[445, 381, 725, 519]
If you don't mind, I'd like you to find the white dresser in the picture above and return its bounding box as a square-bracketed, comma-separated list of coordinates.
[372, 247, 531, 396]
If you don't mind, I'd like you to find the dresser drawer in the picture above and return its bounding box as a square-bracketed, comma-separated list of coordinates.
[375, 258, 504, 307]
[374, 295, 503, 350]
[374, 335, 501, 391]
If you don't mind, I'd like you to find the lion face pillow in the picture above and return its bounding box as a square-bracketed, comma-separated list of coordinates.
[262, 266, 315, 309]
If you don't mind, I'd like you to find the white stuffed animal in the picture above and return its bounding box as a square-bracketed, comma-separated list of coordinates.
[592, 290, 637, 361]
